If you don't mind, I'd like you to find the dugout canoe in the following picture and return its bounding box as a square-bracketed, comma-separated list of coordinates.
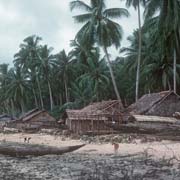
[0, 142, 85, 157]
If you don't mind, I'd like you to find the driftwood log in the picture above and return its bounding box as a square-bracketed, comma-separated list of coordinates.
[0, 142, 85, 157]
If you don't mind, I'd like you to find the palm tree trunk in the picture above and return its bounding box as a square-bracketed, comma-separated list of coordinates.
[96, 86, 99, 102]
[64, 73, 69, 103]
[32, 88, 38, 108]
[168, 81, 171, 91]
[3, 102, 6, 114]
[103, 47, 123, 109]
[36, 77, 44, 109]
[5, 101, 10, 114]
[161, 0, 168, 23]
[36, 54, 44, 109]
[20, 99, 25, 114]
[10, 99, 15, 117]
[59, 94, 63, 106]
[135, 1, 142, 102]
[173, 48, 177, 93]
[48, 80, 54, 110]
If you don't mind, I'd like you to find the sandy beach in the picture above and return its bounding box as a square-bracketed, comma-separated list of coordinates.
[1, 133, 180, 179]
[0, 132, 180, 159]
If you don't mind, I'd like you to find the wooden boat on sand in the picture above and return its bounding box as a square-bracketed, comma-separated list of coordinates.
[0, 142, 85, 157]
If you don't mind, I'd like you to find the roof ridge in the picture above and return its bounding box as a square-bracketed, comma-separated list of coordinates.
[101, 101, 120, 112]
[22, 110, 44, 122]
[150, 91, 179, 110]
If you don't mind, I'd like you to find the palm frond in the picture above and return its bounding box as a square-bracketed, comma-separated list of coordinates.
[90, 0, 106, 9]
[75, 21, 95, 47]
[144, 0, 161, 20]
[70, 1, 92, 12]
[97, 19, 123, 48]
[125, 0, 146, 9]
[73, 13, 92, 23]
[120, 47, 136, 54]
[103, 8, 130, 19]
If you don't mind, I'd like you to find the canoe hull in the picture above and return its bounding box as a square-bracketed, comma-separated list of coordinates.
[0, 143, 85, 157]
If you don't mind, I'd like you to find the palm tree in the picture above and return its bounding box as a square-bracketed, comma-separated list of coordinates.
[70, 0, 129, 108]
[14, 35, 43, 108]
[6, 67, 30, 113]
[144, 0, 180, 93]
[0, 64, 11, 114]
[78, 48, 110, 101]
[120, 25, 175, 95]
[38, 45, 55, 110]
[122, 0, 146, 101]
[0, 63, 9, 91]
[141, 58, 177, 91]
[54, 50, 72, 103]
[70, 79, 96, 108]
[69, 39, 95, 66]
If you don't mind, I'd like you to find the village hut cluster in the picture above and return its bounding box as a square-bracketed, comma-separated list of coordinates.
[0, 91, 180, 136]
[65, 91, 180, 135]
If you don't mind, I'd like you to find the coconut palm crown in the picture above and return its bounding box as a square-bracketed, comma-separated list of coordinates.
[70, 0, 129, 107]
[70, 0, 129, 48]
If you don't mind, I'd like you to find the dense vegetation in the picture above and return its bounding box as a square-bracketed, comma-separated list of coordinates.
[0, 0, 180, 117]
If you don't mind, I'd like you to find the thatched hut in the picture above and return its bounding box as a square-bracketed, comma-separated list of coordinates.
[127, 91, 180, 117]
[8, 109, 57, 131]
[0, 114, 15, 129]
[66, 100, 123, 134]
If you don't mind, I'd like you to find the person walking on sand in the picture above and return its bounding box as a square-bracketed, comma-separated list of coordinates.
[112, 142, 119, 154]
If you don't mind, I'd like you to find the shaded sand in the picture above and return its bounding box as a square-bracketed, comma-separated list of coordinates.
[0, 133, 180, 159]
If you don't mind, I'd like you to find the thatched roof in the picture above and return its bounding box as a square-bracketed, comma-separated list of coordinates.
[67, 100, 123, 119]
[127, 91, 180, 115]
[22, 110, 46, 122]
[82, 100, 121, 112]
[0, 114, 14, 121]
[19, 109, 55, 122]
[19, 108, 39, 120]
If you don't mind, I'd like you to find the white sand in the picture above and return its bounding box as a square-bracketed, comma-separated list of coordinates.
[0, 133, 180, 159]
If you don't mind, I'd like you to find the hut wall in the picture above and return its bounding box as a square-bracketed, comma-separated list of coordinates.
[6, 121, 25, 130]
[24, 112, 57, 128]
[0, 121, 7, 129]
[8, 112, 57, 130]
[146, 94, 180, 117]
[66, 118, 112, 134]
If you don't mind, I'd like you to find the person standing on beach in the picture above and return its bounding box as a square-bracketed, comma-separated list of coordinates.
[112, 142, 119, 154]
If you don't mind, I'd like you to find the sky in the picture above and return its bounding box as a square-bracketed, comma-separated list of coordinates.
[0, 0, 142, 64]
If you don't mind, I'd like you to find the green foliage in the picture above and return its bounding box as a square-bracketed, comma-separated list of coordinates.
[0, 1, 180, 117]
